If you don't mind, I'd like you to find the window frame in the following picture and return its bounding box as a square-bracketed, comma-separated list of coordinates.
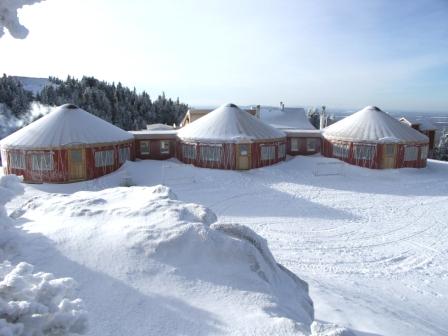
[290, 138, 299, 152]
[94, 150, 115, 168]
[332, 143, 349, 159]
[118, 147, 131, 164]
[261, 145, 276, 161]
[306, 138, 318, 152]
[420, 145, 428, 160]
[404, 146, 418, 161]
[199, 144, 222, 162]
[182, 143, 196, 160]
[10, 152, 26, 169]
[160, 140, 170, 155]
[353, 144, 376, 161]
[31, 152, 54, 171]
[140, 141, 150, 155]
[278, 143, 286, 159]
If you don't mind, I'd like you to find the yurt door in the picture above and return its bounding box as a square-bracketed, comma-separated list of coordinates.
[237, 144, 250, 170]
[382, 144, 396, 168]
[69, 149, 86, 180]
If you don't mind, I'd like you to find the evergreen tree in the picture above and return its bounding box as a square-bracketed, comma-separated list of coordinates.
[36, 76, 188, 130]
[0, 74, 33, 118]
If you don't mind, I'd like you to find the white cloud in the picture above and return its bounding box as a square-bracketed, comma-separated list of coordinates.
[0, 0, 44, 39]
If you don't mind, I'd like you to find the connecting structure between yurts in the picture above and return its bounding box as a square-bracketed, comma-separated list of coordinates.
[322, 106, 429, 169]
[259, 106, 321, 156]
[176, 104, 287, 170]
[0, 104, 135, 183]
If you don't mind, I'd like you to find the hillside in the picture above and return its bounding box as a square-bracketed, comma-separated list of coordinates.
[13, 76, 52, 95]
[5, 155, 448, 335]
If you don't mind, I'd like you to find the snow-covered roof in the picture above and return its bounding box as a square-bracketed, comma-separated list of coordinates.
[260, 107, 316, 130]
[399, 117, 437, 131]
[0, 104, 134, 150]
[130, 130, 178, 139]
[323, 106, 429, 144]
[146, 123, 174, 131]
[178, 103, 286, 143]
[284, 129, 322, 137]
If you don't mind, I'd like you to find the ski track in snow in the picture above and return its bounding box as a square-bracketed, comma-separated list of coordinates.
[5, 155, 448, 336]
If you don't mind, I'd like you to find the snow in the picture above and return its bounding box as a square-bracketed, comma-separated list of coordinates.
[13, 77, 53, 96]
[399, 116, 438, 131]
[0, 104, 134, 150]
[0, 175, 87, 336]
[260, 107, 316, 130]
[5, 182, 314, 335]
[146, 123, 175, 131]
[0, 261, 88, 336]
[324, 106, 429, 143]
[0, 0, 43, 39]
[178, 103, 286, 142]
[130, 129, 178, 139]
[4, 155, 448, 335]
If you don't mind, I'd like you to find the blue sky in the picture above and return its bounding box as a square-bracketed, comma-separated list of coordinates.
[0, 0, 447, 112]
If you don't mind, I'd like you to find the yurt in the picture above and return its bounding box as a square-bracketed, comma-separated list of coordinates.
[322, 106, 429, 169]
[177, 103, 287, 170]
[0, 104, 135, 183]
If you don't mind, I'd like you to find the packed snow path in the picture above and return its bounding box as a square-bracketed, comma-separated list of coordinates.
[6, 156, 448, 336]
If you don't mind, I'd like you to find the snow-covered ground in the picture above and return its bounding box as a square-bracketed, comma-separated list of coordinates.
[3, 175, 314, 335]
[4, 155, 448, 335]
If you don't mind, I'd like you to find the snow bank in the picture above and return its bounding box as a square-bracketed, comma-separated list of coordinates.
[0, 262, 88, 336]
[0, 175, 88, 335]
[0, 0, 44, 39]
[0, 175, 24, 259]
[15, 185, 314, 335]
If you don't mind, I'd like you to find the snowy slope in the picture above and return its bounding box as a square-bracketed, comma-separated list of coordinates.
[4, 156, 448, 335]
[7, 184, 314, 335]
[13, 76, 52, 95]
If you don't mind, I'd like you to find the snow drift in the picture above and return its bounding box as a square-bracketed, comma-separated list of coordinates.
[0, 262, 87, 336]
[0, 175, 87, 336]
[14, 185, 314, 335]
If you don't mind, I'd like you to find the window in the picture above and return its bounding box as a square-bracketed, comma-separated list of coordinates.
[239, 144, 249, 156]
[404, 146, 418, 161]
[420, 146, 428, 160]
[290, 138, 299, 152]
[31, 153, 53, 171]
[10, 152, 25, 169]
[332, 143, 349, 158]
[261, 146, 275, 160]
[140, 141, 150, 155]
[306, 138, 318, 152]
[384, 144, 395, 156]
[353, 144, 375, 160]
[160, 141, 170, 154]
[278, 143, 286, 159]
[70, 150, 83, 163]
[182, 144, 196, 160]
[95, 150, 114, 167]
[200, 145, 222, 162]
[119, 147, 130, 163]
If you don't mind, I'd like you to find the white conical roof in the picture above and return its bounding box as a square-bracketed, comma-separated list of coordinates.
[0, 104, 134, 150]
[323, 106, 429, 144]
[178, 103, 286, 142]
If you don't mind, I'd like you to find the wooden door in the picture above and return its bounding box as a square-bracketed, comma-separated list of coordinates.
[237, 144, 250, 170]
[382, 144, 396, 169]
[69, 149, 86, 180]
